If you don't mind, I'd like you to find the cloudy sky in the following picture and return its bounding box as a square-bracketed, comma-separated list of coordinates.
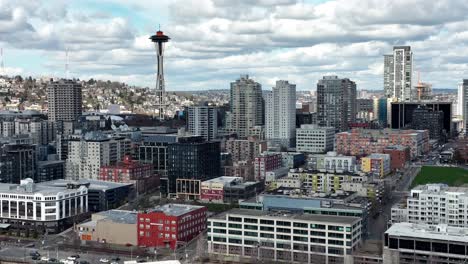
[1, 0, 468, 91]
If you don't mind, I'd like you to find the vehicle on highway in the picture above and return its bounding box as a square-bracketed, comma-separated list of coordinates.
[100, 258, 110, 263]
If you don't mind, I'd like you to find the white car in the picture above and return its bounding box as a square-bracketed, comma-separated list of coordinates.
[41, 256, 50, 261]
[100, 258, 109, 263]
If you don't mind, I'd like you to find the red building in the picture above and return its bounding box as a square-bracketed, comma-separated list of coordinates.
[137, 204, 206, 249]
[383, 145, 411, 171]
[254, 153, 283, 181]
[335, 128, 429, 159]
[99, 155, 158, 194]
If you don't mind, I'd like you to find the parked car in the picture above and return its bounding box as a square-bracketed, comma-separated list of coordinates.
[68, 255, 80, 260]
[99, 258, 109, 263]
[40, 256, 50, 261]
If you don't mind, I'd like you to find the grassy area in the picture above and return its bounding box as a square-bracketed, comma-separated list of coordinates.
[411, 166, 468, 187]
[193, 202, 238, 213]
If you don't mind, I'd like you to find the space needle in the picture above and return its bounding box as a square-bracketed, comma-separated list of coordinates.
[150, 28, 170, 120]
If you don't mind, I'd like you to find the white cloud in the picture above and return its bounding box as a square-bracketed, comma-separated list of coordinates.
[2, 0, 468, 90]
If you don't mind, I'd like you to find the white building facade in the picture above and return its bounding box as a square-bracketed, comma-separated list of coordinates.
[296, 124, 335, 153]
[208, 209, 362, 264]
[458, 80, 468, 135]
[391, 184, 468, 227]
[384, 223, 468, 264]
[66, 135, 131, 180]
[0, 178, 88, 235]
[384, 46, 413, 101]
[265, 80, 296, 148]
[187, 106, 218, 141]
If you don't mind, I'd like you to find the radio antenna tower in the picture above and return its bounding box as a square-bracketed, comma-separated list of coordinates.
[65, 48, 69, 79]
[1, 48, 4, 76]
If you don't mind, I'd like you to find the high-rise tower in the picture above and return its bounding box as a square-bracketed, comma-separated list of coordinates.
[384, 46, 413, 101]
[150, 29, 170, 120]
[317, 76, 356, 132]
[265, 80, 296, 148]
[228, 75, 264, 138]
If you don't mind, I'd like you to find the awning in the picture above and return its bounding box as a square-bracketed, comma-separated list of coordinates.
[0, 224, 11, 229]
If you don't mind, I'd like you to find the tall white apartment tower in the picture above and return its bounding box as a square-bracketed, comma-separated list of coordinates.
[460, 80, 468, 135]
[47, 79, 82, 122]
[384, 46, 413, 101]
[187, 106, 218, 141]
[265, 80, 296, 148]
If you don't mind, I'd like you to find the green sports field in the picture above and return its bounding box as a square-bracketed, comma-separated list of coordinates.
[411, 166, 468, 187]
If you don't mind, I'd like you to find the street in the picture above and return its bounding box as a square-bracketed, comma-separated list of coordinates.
[367, 165, 420, 240]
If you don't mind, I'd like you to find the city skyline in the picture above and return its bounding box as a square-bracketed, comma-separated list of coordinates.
[1, 0, 468, 91]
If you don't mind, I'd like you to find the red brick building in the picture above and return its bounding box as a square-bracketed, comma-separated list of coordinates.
[99, 155, 158, 194]
[335, 129, 429, 159]
[254, 153, 283, 181]
[137, 204, 206, 249]
[383, 145, 411, 171]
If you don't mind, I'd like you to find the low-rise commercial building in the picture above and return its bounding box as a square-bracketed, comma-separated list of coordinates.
[208, 208, 362, 263]
[42, 179, 132, 212]
[239, 194, 368, 220]
[137, 204, 207, 249]
[361, 154, 391, 178]
[99, 155, 158, 194]
[0, 178, 88, 236]
[200, 176, 263, 204]
[296, 124, 335, 153]
[254, 153, 283, 181]
[264, 151, 305, 169]
[384, 223, 468, 264]
[76, 209, 137, 245]
[383, 145, 410, 171]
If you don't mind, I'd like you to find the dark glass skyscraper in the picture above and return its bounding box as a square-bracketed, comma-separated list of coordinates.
[166, 136, 220, 196]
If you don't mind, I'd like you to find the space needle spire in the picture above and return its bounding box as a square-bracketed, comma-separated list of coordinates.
[150, 27, 170, 120]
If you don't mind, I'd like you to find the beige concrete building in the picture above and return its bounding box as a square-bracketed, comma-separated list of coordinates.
[76, 210, 137, 245]
[224, 137, 267, 163]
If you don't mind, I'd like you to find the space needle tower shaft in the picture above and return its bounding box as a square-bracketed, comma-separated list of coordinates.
[150, 28, 170, 120]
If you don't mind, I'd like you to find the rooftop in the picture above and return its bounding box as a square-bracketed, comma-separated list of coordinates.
[0, 178, 86, 196]
[366, 153, 390, 159]
[211, 208, 360, 225]
[202, 176, 243, 186]
[384, 145, 409, 151]
[145, 204, 205, 217]
[94, 210, 137, 224]
[412, 183, 468, 195]
[386, 223, 468, 243]
[42, 179, 132, 191]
